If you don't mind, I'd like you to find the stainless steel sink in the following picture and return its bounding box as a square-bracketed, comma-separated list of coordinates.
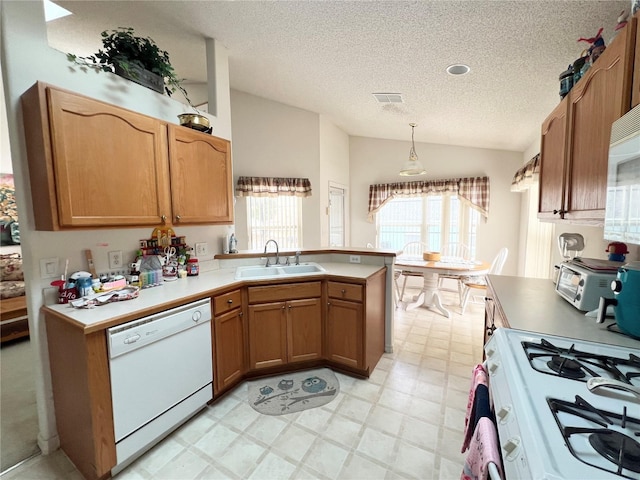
[235, 263, 326, 280]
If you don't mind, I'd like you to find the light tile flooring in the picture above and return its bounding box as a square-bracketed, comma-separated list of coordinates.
[2, 285, 485, 480]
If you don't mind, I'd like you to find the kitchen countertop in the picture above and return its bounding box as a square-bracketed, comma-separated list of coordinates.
[43, 262, 386, 333]
[488, 275, 640, 349]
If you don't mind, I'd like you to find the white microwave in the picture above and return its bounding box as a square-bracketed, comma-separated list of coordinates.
[555, 262, 616, 311]
[604, 103, 640, 245]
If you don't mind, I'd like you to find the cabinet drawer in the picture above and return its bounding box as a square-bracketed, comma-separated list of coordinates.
[214, 289, 242, 316]
[248, 282, 321, 304]
[327, 282, 363, 302]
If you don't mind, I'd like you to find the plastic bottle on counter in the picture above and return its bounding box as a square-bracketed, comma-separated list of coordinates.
[187, 258, 199, 276]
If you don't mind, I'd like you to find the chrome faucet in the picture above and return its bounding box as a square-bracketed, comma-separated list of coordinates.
[264, 239, 280, 267]
[295, 251, 301, 265]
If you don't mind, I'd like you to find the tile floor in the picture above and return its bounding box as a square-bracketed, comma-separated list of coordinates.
[1, 285, 485, 480]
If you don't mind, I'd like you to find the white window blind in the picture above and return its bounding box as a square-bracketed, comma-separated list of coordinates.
[247, 196, 302, 250]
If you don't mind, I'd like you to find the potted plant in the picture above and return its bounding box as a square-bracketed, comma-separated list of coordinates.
[67, 27, 192, 104]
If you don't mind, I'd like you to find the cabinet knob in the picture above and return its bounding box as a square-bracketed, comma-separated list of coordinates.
[288, 304, 292, 309]
[227, 299, 233, 304]
[239, 312, 243, 317]
[161, 215, 167, 223]
[327, 302, 331, 306]
[175, 215, 181, 221]
[341, 289, 346, 294]
[552, 209, 566, 215]
[282, 305, 286, 310]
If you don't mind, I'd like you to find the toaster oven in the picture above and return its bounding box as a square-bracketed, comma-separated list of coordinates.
[555, 261, 617, 311]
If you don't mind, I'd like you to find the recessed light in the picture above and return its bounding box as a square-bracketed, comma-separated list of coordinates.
[446, 64, 471, 76]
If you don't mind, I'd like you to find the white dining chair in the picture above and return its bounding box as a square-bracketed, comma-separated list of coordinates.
[437, 243, 470, 304]
[460, 247, 508, 314]
[396, 242, 429, 305]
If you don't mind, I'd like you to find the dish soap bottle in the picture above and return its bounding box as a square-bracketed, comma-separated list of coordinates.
[229, 233, 238, 254]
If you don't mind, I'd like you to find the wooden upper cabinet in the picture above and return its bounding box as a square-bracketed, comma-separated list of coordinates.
[22, 82, 171, 229]
[633, 11, 640, 108]
[167, 126, 233, 225]
[21, 82, 234, 230]
[564, 18, 636, 221]
[538, 98, 569, 219]
[538, 17, 636, 223]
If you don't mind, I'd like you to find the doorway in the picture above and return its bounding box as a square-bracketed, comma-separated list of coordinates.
[328, 183, 347, 247]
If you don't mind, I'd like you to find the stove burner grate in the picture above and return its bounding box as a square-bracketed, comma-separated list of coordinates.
[589, 431, 640, 474]
[522, 339, 640, 384]
[547, 355, 587, 379]
[548, 396, 640, 479]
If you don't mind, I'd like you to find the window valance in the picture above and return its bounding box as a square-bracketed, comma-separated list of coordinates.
[235, 176, 312, 197]
[367, 176, 490, 221]
[511, 154, 540, 192]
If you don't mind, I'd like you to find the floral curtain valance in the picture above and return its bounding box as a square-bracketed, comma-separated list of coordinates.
[235, 176, 312, 197]
[511, 154, 540, 192]
[367, 176, 490, 222]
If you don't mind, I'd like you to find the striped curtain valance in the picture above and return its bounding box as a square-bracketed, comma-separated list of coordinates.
[367, 176, 490, 222]
[235, 177, 312, 197]
[511, 154, 540, 192]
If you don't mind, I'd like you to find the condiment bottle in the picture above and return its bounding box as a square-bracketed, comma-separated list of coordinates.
[187, 258, 199, 276]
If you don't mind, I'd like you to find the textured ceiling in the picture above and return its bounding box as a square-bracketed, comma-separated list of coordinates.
[46, 0, 630, 152]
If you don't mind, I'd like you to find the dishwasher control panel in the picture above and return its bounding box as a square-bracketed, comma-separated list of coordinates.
[107, 298, 212, 359]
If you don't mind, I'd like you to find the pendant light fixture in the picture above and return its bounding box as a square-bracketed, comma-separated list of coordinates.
[399, 123, 426, 176]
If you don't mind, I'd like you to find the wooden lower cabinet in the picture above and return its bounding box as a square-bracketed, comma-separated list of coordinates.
[213, 289, 245, 394]
[484, 279, 510, 350]
[326, 297, 363, 369]
[247, 282, 322, 370]
[325, 270, 386, 376]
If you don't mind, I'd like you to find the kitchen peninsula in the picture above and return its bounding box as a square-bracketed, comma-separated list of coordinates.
[42, 248, 394, 480]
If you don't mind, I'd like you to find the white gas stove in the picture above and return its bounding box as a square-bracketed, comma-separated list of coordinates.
[485, 328, 640, 480]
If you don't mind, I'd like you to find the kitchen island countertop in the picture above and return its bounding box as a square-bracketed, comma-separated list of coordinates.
[488, 275, 640, 349]
[43, 262, 387, 333]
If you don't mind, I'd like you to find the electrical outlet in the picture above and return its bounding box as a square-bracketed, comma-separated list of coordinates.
[108, 251, 123, 270]
[349, 255, 361, 264]
[195, 242, 208, 257]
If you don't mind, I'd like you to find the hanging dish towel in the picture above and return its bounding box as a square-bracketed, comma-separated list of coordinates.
[461, 417, 504, 480]
[462, 364, 489, 452]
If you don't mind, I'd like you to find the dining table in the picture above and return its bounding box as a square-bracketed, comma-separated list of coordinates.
[394, 257, 491, 318]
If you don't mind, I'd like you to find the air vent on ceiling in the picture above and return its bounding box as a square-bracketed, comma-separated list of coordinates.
[373, 93, 404, 103]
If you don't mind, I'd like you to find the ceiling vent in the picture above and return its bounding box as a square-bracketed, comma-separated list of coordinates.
[373, 93, 403, 103]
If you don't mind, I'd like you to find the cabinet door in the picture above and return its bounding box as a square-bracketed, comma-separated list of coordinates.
[326, 298, 363, 369]
[538, 98, 569, 219]
[167, 126, 233, 224]
[248, 302, 287, 370]
[46, 87, 171, 228]
[287, 298, 322, 363]
[565, 24, 635, 220]
[213, 308, 245, 393]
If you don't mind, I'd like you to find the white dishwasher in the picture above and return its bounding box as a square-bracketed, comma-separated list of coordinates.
[107, 298, 213, 474]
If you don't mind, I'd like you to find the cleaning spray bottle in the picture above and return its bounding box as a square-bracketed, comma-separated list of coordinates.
[229, 233, 238, 254]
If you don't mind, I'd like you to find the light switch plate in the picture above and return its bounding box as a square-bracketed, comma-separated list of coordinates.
[40, 257, 60, 279]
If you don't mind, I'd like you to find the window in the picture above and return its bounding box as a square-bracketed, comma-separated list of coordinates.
[246, 196, 302, 250]
[376, 194, 480, 257]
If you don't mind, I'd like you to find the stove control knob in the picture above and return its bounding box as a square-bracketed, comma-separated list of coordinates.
[496, 405, 512, 424]
[487, 360, 499, 376]
[503, 436, 522, 461]
[578, 278, 585, 287]
[611, 279, 623, 293]
[485, 345, 496, 358]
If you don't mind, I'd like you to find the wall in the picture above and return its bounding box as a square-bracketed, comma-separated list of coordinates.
[349, 137, 523, 275]
[319, 116, 350, 246]
[1, 0, 232, 453]
[230, 90, 322, 249]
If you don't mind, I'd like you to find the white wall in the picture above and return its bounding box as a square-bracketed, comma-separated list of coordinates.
[1, 0, 233, 453]
[349, 137, 523, 275]
[230, 89, 322, 249]
[319, 116, 350, 246]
